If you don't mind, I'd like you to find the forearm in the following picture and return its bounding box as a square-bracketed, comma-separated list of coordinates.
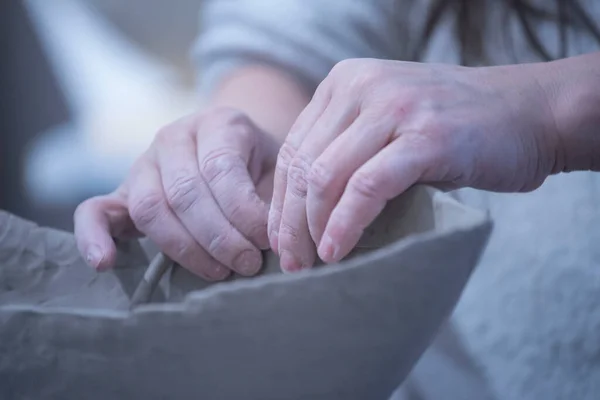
[208, 65, 312, 143]
[196, 0, 401, 143]
[539, 52, 600, 173]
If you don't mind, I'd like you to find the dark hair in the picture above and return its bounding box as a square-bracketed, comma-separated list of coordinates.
[412, 0, 600, 65]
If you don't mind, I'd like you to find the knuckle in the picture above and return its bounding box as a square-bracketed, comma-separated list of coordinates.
[199, 107, 256, 143]
[233, 200, 269, 240]
[347, 62, 384, 92]
[226, 188, 255, 219]
[246, 221, 268, 243]
[206, 229, 233, 257]
[424, 124, 449, 154]
[312, 78, 332, 103]
[172, 240, 195, 262]
[349, 171, 383, 200]
[277, 142, 296, 167]
[74, 197, 96, 218]
[231, 207, 267, 241]
[330, 58, 358, 76]
[226, 202, 247, 223]
[275, 142, 296, 177]
[214, 106, 245, 121]
[226, 203, 249, 226]
[375, 96, 407, 118]
[128, 156, 150, 177]
[350, 71, 377, 92]
[406, 128, 447, 163]
[278, 220, 300, 244]
[307, 161, 334, 195]
[129, 192, 165, 229]
[230, 121, 255, 144]
[200, 150, 242, 186]
[154, 125, 172, 143]
[153, 121, 184, 145]
[164, 172, 199, 213]
[204, 107, 251, 127]
[228, 196, 266, 228]
[287, 155, 311, 198]
[153, 114, 197, 146]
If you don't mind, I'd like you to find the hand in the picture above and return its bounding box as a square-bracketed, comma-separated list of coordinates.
[269, 58, 559, 271]
[75, 107, 279, 280]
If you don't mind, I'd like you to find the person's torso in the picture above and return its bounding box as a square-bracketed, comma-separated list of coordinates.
[418, 2, 600, 398]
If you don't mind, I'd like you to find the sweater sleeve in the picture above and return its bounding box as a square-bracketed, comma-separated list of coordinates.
[192, 0, 411, 95]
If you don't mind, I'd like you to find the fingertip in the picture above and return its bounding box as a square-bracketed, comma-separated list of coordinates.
[233, 249, 263, 276]
[319, 218, 364, 264]
[84, 244, 102, 269]
[280, 250, 303, 273]
[318, 233, 339, 263]
[74, 192, 133, 272]
[85, 243, 116, 272]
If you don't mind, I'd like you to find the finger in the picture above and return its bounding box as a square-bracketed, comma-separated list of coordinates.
[197, 113, 269, 250]
[127, 158, 230, 281]
[318, 135, 435, 263]
[276, 153, 316, 272]
[285, 79, 334, 149]
[277, 99, 358, 272]
[306, 114, 394, 246]
[74, 191, 139, 271]
[155, 126, 263, 276]
[268, 81, 332, 252]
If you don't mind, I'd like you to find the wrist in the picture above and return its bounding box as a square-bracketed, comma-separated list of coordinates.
[208, 65, 311, 145]
[535, 52, 600, 173]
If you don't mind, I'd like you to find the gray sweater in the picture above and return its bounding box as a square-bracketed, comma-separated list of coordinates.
[193, 1, 600, 399]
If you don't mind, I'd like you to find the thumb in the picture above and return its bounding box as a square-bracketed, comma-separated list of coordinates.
[74, 191, 140, 271]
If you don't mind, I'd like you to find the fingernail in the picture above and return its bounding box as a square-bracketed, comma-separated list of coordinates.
[280, 250, 303, 273]
[86, 245, 104, 269]
[319, 234, 339, 262]
[234, 250, 262, 276]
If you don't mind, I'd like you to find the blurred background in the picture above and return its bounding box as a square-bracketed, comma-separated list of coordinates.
[1, 0, 204, 230]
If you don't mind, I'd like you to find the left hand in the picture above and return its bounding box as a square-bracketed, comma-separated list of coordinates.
[268, 58, 559, 271]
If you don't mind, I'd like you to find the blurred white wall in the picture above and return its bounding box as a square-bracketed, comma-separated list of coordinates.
[23, 0, 202, 204]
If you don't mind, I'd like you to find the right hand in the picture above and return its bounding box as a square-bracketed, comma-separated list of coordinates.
[75, 107, 279, 281]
